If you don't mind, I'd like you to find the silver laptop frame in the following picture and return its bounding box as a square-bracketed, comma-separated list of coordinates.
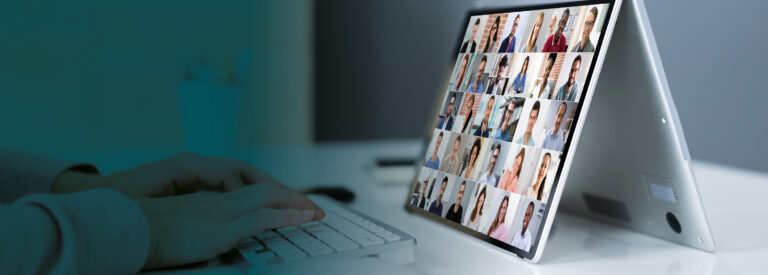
[561, 0, 715, 252]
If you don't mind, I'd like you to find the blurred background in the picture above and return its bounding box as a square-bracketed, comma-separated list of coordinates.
[0, 0, 765, 172]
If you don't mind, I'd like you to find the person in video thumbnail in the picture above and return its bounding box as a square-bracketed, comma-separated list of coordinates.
[461, 95, 477, 134]
[525, 153, 551, 201]
[555, 55, 581, 101]
[510, 56, 530, 95]
[440, 135, 463, 175]
[572, 7, 598, 52]
[460, 138, 482, 180]
[542, 102, 568, 151]
[467, 56, 488, 94]
[428, 176, 449, 216]
[482, 16, 501, 53]
[454, 54, 471, 91]
[413, 178, 429, 209]
[498, 147, 525, 193]
[438, 93, 457, 130]
[464, 186, 487, 232]
[487, 55, 509, 95]
[512, 201, 535, 252]
[542, 9, 570, 52]
[499, 14, 521, 53]
[424, 132, 443, 170]
[524, 12, 545, 53]
[478, 143, 501, 187]
[474, 96, 496, 137]
[534, 53, 557, 99]
[487, 195, 510, 241]
[445, 181, 467, 223]
[516, 101, 540, 146]
[493, 103, 515, 141]
[461, 18, 481, 53]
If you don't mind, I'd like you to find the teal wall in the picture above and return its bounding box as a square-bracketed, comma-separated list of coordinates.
[0, 1, 313, 156]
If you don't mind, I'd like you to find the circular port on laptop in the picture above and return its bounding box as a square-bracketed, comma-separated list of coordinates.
[666, 212, 681, 234]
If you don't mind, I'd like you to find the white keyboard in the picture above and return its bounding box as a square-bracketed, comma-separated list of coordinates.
[236, 195, 415, 267]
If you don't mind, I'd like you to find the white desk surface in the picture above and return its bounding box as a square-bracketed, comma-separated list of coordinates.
[81, 140, 767, 275]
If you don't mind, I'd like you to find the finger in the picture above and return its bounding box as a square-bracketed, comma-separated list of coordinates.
[217, 157, 280, 186]
[228, 208, 315, 243]
[219, 171, 248, 192]
[225, 183, 325, 220]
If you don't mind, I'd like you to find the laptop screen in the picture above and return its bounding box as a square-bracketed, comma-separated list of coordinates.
[408, 0, 615, 259]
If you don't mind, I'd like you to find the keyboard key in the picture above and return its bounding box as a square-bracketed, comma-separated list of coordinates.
[271, 243, 307, 261]
[237, 238, 264, 251]
[381, 232, 402, 242]
[242, 251, 274, 266]
[344, 229, 385, 247]
[276, 226, 300, 234]
[295, 239, 334, 256]
[256, 230, 280, 240]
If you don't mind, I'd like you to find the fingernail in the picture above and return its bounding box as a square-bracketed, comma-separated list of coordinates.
[301, 209, 314, 218]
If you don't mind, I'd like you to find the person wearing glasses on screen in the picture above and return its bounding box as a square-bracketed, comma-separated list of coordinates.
[478, 143, 501, 188]
[466, 55, 488, 94]
[460, 95, 477, 135]
[516, 101, 540, 147]
[512, 201, 535, 252]
[510, 56, 530, 95]
[525, 153, 551, 201]
[498, 14, 521, 53]
[445, 181, 467, 223]
[498, 147, 525, 193]
[572, 7, 598, 52]
[438, 93, 457, 130]
[523, 12, 544, 53]
[474, 96, 496, 138]
[533, 53, 557, 99]
[460, 139, 482, 180]
[486, 55, 509, 95]
[454, 54, 471, 91]
[555, 55, 581, 102]
[542, 9, 570, 52]
[461, 18, 481, 53]
[542, 102, 568, 151]
[487, 195, 510, 242]
[464, 186, 487, 232]
[440, 135, 463, 175]
[482, 16, 501, 53]
[428, 177, 449, 216]
[492, 103, 515, 142]
[424, 132, 443, 170]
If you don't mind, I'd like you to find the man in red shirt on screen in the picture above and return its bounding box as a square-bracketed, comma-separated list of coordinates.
[542, 9, 570, 52]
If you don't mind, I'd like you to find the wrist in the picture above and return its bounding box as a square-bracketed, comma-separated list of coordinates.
[52, 170, 105, 193]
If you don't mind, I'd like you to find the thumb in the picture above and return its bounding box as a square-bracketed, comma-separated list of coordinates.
[228, 208, 315, 243]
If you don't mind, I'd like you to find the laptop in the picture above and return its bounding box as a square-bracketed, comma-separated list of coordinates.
[236, 0, 714, 268]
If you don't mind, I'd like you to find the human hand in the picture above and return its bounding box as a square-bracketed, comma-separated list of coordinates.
[54, 153, 280, 197]
[134, 181, 325, 269]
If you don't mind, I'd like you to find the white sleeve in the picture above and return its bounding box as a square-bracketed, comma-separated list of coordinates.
[0, 149, 98, 203]
[0, 189, 150, 274]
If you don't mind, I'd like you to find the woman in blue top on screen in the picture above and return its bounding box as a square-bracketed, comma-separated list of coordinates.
[510, 56, 530, 95]
[492, 103, 515, 141]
